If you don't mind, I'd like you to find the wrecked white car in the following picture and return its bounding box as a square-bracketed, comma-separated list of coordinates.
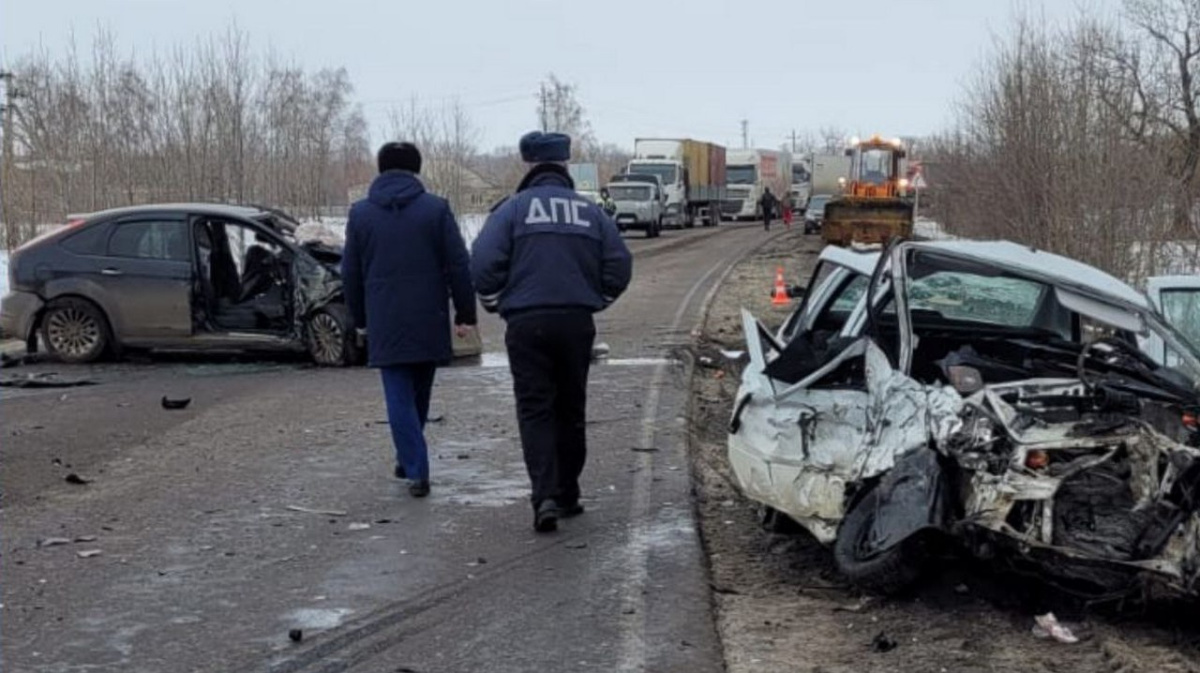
[728, 240, 1200, 597]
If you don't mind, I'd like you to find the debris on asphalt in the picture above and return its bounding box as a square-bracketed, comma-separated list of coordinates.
[1032, 613, 1080, 644]
[428, 414, 445, 423]
[720, 350, 745, 360]
[161, 396, 192, 410]
[565, 540, 588, 550]
[347, 523, 371, 531]
[698, 355, 717, 368]
[286, 505, 348, 517]
[710, 583, 741, 595]
[456, 454, 471, 460]
[38, 537, 72, 548]
[64, 473, 92, 485]
[631, 446, 659, 453]
[0, 372, 95, 388]
[74, 535, 97, 543]
[834, 597, 875, 613]
[76, 549, 103, 559]
[476, 557, 488, 564]
[374, 518, 394, 524]
[288, 628, 303, 643]
[871, 631, 897, 653]
[591, 342, 611, 360]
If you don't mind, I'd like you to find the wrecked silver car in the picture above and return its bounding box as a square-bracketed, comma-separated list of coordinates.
[729, 240, 1200, 597]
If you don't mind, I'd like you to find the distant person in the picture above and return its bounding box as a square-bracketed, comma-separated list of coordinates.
[598, 188, 617, 216]
[341, 142, 477, 498]
[781, 194, 794, 230]
[759, 187, 779, 231]
[471, 131, 633, 533]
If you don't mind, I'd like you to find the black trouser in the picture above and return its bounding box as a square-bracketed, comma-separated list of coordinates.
[505, 310, 596, 510]
[763, 209, 773, 230]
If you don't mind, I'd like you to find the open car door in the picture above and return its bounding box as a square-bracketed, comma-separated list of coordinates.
[1147, 276, 1200, 356]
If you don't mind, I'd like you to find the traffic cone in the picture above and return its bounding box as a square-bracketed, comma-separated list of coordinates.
[771, 267, 790, 306]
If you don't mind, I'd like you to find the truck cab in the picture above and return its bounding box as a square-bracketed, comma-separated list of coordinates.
[608, 175, 666, 238]
[625, 159, 686, 228]
[723, 160, 760, 220]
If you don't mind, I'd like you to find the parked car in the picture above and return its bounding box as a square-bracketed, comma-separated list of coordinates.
[0, 203, 362, 366]
[729, 240, 1200, 598]
[803, 194, 833, 234]
[607, 178, 666, 238]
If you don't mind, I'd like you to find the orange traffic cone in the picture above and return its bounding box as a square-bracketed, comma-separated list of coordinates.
[771, 267, 790, 306]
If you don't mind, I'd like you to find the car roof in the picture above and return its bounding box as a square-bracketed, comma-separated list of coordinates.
[818, 245, 880, 276]
[71, 202, 266, 220]
[905, 240, 1149, 308]
[1147, 275, 1200, 292]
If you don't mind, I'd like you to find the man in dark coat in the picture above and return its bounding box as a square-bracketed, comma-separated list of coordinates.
[341, 142, 477, 498]
[759, 187, 778, 231]
[471, 131, 633, 532]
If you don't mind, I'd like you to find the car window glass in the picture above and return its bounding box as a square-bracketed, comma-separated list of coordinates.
[907, 271, 1045, 327]
[1160, 289, 1200, 350]
[61, 224, 110, 255]
[108, 221, 189, 261]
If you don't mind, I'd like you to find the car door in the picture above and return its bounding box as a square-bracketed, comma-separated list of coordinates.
[99, 216, 193, 340]
[1147, 276, 1200, 358]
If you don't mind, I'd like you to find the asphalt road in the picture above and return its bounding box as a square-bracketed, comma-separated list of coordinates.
[0, 221, 786, 673]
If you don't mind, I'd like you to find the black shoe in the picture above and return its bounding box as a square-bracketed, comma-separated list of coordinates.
[394, 464, 407, 480]
[409, 479, 430, 498]
[534, 500, 560, 533]
[561, 502, 585, 518]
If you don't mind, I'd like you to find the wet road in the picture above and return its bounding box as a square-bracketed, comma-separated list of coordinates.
[0, 222, 784, 672]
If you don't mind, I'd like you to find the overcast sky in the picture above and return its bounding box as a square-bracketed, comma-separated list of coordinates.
[2, 0, 1123, 152]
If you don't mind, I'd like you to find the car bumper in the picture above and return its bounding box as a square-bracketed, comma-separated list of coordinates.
[614, 214, 652, 230]
[0, 291, 43, 342]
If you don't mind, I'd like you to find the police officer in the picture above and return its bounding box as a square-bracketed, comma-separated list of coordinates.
[471, 132, 633, 532]
[598, 187, 617, 217]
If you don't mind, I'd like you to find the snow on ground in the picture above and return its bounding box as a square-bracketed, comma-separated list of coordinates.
[296, 213, 488, 249]
[914, 217, 955, 241]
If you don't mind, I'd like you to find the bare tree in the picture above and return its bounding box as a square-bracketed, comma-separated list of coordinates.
[387, 97, 481, 215]
[536, 74, 594, 154]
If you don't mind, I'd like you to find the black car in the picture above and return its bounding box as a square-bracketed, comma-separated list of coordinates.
[0, 203, 361, 365]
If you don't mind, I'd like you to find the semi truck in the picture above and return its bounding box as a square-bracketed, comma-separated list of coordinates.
[722, 149, 792, 221]
[626, 139, 727, 228]
[790, 156, 812, 213]
[810, 153, 852, 198]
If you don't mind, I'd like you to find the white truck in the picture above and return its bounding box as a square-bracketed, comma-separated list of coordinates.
[810, 153, 852, 198]
[722, 149, 792, 221]
[790, 155, 812, 213]
[607, 175, 666, 238]
[626, 139, 726, 228]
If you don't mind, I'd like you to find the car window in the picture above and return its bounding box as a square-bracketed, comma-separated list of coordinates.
[107, 221, 189, 261]
[1160, 288, 1200, 350]
[61, 224, 110, 255]
[907, 271, 1045, 327]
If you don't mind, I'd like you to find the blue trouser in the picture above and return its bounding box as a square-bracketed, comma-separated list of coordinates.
[381, 363, 437, 481]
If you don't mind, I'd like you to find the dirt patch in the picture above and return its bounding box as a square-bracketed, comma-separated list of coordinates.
[688, 229, 1200, 673]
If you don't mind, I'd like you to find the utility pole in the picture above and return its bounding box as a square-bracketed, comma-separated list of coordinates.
[740, 119, 748, 149]
[1, 70, 19, 251]
[789, 129, 798, 153]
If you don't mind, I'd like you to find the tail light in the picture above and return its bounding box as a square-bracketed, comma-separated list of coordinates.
[13, 218, 86, 254]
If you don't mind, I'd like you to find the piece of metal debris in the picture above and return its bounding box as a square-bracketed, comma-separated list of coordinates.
[76, 549, 103, 559]
[1032, 613, 1079, 644]
[38, 537, 72, 548]
[286, 505, 348, 517]
[64, 473, 92, 485]
[161, 396, 192, 410]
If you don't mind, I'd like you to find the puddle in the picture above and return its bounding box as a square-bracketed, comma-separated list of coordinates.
[475, 352, 674, 369]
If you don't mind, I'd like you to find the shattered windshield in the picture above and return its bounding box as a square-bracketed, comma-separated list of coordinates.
[907, 270, 1045, 327]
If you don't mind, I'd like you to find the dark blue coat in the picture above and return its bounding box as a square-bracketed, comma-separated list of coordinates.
[471, 166, 632, 318]
[341, 171, 476, 367]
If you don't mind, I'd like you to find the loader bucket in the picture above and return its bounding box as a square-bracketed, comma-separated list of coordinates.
[822, 197, 914, 247]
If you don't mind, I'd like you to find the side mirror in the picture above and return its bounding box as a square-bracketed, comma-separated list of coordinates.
[787, 284, 807, 299]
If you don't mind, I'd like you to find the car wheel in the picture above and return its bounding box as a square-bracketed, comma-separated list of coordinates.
[832, 484, 926, 594]
[40, 297, 111, 364]
[306, 304, 359, 366]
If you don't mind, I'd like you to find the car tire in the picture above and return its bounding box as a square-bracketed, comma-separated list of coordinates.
[40, 297, 112, 364]
[306, 303, 360, 367]
[832, 485, 925, 594]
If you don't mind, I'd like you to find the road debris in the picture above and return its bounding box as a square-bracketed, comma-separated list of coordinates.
[37, 537, 72, 548]
[161, 396, 192, 410]
[871, 631, 897, 653]
[286, 505, 348, 517]
[592, 342, 611, 360]
[834, 597, 875, 613]
[565, 540, 589, 550]
[347, 523, 371, 531]
[1032, 613, 1080, 644]
[631, 446, 659, 453]
[288, 628, 303, 643]
[76, 549, 103, 559]
[428, 414, 445, 423]
[74, 535, 97, 543]
[0, 372, 95, 388]
[63, 473, 92, 485]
